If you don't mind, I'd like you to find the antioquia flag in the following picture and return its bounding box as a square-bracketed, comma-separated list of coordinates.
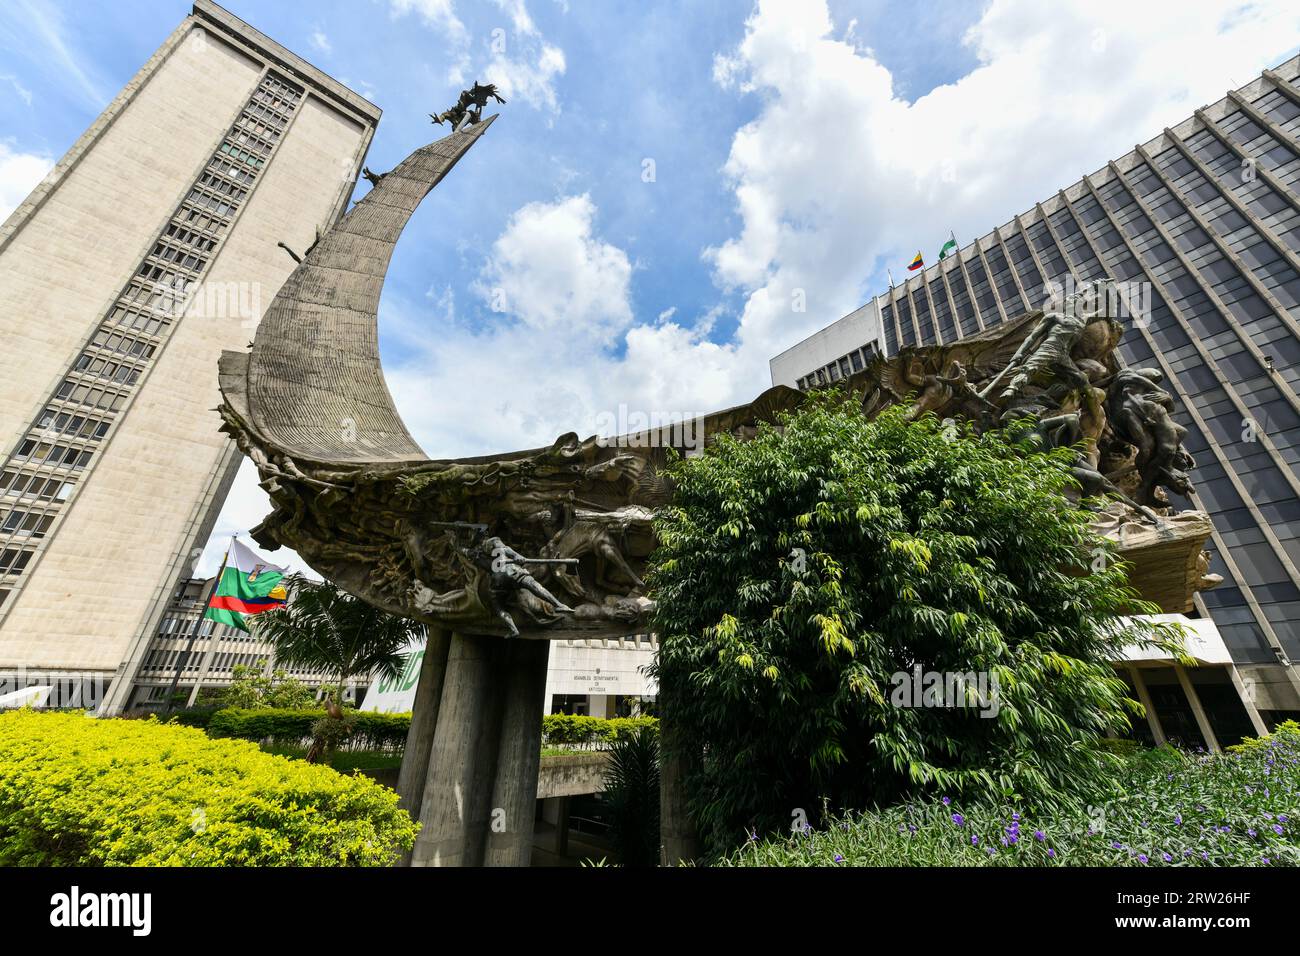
[204, 539, 288, 632]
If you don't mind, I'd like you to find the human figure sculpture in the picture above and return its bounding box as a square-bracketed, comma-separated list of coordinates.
[431, 82, 506, 129]
[1106, 367, 1194, 506]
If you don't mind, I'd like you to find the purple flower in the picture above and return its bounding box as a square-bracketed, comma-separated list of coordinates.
[834, 854, 844, 863]
[1111, 841, 1123, 850]
[942, 796, 951, 806]
[1262, 857, 1271, 864]
[1202, 851, 1209, 861]
[1174, 813, 1182, 826]
[1012, 812, 1021, 822]
[1162, 853, 1172, 863]
[952, 813, 965, 827]
[1034, 830, 1046, 842]
[1138, 853, 1149, 864]
[1274, 824, 1284, 835]
[1047, 848, 1056, 859]
[1248, 829, 1257, 838]
[971, 834, 979, 846]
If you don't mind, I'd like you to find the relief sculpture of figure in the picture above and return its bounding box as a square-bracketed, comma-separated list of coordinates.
[1106, 367, 1195, 506]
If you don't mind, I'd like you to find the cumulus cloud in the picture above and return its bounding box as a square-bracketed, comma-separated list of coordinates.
[706, 0, 1300, 375]
[482, 0, 566, 112]
[0, 141, 52, 223]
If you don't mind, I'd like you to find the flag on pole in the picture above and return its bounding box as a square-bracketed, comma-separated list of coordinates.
[204, 539, 288, 632]
[939, 236, 958, 260]
[907, 250, 924, 271]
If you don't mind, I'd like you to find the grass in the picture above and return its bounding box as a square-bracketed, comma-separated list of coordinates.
[721, 722, 1300, 867]
[260, 745, 402, 772]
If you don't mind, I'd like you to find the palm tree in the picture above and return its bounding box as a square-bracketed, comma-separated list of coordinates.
[253, 575, 425, 761]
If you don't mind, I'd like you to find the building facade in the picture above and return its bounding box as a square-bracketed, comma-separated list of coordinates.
[771, 57, 1300, 732]
[0, 1, 379, 713]
[124, 574, 343, 712]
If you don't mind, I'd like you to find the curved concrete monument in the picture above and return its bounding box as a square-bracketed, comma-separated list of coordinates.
[219, 113, 1219, 865]
[217, 112, 801, 865]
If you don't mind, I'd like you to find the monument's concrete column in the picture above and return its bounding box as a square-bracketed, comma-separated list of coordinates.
[396, 626, 452, 819]
[484, 638, 551, 866]
[411, 633, 506, 867]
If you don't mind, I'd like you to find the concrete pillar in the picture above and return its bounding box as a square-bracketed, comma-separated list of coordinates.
[484, 638, 551, 866]
[554, 796, 571, 857]
[1126, 664, 1167, 746]
[1174, 663, 1221, 753]
[410, 633, 506, 867]
[395, 626, 452, 819]
[1226, 664, 1270, 737]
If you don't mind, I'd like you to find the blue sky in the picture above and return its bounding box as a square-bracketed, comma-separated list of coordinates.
[2, 0, 1298, 576]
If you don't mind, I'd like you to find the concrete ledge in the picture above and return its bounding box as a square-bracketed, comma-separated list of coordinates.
[360, 750, 612, 799]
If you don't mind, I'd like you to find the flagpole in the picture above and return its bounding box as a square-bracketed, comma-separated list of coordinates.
[161, 535, 233, 716]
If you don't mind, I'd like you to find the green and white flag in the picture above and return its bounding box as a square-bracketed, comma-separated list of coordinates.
[204, 539, 288, 632]
[939, 237, 958, 260]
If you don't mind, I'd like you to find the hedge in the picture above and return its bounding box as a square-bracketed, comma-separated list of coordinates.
[541, 714, 658, 746]
[0, 710, 418, 866]
[204, 708, 411, 751]
[193, 707, 658, 751]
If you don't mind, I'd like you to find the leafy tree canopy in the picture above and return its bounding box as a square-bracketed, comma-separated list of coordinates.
[648, 395, 1185, 855]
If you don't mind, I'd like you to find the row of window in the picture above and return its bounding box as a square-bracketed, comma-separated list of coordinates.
[90, 327, 158, 361]
[13, 439, 93, 470]
[34, 408, 109, 442]
[795, 341, 880, 390]
[53, 377, 129, 413]
[0, 471, 74, 502]
[0, 509, 54, 539]
[0, 549, 32, 576]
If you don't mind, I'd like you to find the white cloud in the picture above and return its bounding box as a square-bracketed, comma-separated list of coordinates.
[383, 193, 740, 458]
[704, 0, 1300, 381]
[483, 0, 566, 112]
[2, 75, 33, 106]
[0, 142, 52, 223]
[309, 29, 332, 55]
[389, 0, 467, 43]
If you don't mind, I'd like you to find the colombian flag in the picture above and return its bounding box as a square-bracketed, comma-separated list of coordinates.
[907, 250, 924, 271]
[205, 539, 288, 632]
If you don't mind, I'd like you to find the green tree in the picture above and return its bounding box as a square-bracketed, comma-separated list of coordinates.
[219, 664, 315, 710]
[254, 576, 425, 761]
[648, 395, 1185, 856]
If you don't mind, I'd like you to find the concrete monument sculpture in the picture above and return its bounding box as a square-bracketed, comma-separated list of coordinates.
[218, 109, 1217, 865]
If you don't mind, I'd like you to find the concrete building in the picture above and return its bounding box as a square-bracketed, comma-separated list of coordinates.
[771, 57, 1300, 740]
[0, 1, 379, 713]
[123, 574, 344, 712]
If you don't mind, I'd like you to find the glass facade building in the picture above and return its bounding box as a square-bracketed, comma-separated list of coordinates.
[774, 59, 1300, 715]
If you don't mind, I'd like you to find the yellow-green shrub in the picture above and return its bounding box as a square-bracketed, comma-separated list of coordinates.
[0, 710, 418, 866]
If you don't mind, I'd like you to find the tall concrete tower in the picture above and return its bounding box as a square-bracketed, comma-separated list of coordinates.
[0, 1, 380, 711]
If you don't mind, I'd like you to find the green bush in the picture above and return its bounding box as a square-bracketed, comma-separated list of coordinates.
[205, 707, 411, 751]
[650, 396, 1185, 855]
[722, 722, 1300, 867]
[203, 707, 655, 752]
[0, 710, 418, 866]
[541, 713, 658, 746]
